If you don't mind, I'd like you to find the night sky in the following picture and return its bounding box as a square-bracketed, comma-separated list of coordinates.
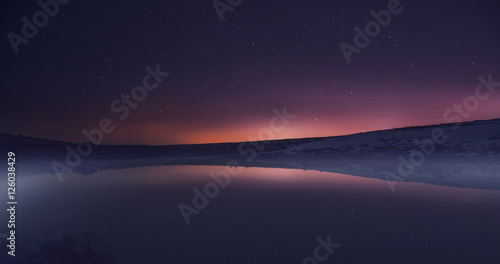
[1, 0, 499, 145]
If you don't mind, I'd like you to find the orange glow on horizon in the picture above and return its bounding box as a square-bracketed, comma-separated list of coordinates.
[105, 115, 434, 145]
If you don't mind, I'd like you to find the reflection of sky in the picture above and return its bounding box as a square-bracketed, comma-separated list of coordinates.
[3, 164, 500, 208]
[87, 165, 500, 203]
[1, 165, 499, 263]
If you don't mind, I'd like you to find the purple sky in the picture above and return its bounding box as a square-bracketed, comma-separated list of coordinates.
[1, 0, 499, 144]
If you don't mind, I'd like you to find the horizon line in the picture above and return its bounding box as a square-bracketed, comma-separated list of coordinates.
[2, 117, 499, 147]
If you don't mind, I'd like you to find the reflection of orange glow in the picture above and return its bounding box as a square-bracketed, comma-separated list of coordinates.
[21, 164, 500, 204]
[59, 165, 500, 203]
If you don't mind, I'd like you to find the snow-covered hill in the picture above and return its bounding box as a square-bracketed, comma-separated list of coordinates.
[280, 119, 500, 158]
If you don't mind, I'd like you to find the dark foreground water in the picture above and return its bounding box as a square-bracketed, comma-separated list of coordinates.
[1, 164, 500, 264]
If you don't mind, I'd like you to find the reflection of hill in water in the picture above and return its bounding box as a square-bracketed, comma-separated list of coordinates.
[2, 119, 500, 190]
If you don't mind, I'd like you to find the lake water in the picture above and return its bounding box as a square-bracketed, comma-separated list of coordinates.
[2, 164, 500, 263]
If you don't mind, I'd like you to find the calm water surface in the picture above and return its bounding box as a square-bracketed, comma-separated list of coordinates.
[2, 165, 500, 263]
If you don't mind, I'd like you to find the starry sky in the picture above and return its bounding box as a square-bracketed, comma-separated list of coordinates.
[1, 0, 499, 145]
